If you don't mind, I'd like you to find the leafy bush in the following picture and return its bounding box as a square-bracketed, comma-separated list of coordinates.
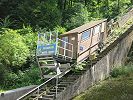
[0, 63, 7, 84]
[54, 26, 66, 34]
[17, 26, 37, 52]
[0, 29, 30, 69]
[1, 66, 42, 90]
[110, 65, 133, 78]
[72, 61, 87, 72]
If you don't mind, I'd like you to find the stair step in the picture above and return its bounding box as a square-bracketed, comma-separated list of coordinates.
[50, 89, 62, 92]
[62, 76, 78, 80]
[57, 84, 68, 87]
[38, 97, 53, 100]
[38, 57, 53, 60]
[42, 94, 55, 98]
[39, 89, 46, 94]
[59, 81, 73, 84]
[43, 75, 56, 78]
[47, 92, 56, 95]
[61, 78, 75, 82]
[53, 87, 65, 90]
[40, 65, 56, 69]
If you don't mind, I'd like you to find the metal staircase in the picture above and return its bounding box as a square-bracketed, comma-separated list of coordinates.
[22, 31, 73, 99]
[37, 56, 60, 78]
[37, 56, 71, 79]
[36, 31, 73, 79]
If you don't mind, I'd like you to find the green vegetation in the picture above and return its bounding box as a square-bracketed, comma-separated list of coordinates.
[0, 0, 132, 30]
[0, 29, 29, 68]
[0, 27, 40, 91]
[104, 17, 133, 48]
[0, 0, 132, 91]
[63, 3, 89, 30]
[0, 65, 43, 91]
[73, 65, 133, 100]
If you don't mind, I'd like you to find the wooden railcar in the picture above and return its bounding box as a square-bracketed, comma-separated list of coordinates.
[36, 19, 107, 78]
[60, 19, 107, 62]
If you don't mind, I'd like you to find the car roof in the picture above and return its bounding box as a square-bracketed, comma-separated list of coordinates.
[61, 19, 107, 36]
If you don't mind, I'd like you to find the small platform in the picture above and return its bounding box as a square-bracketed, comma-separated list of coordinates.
[36, 32, 74, 79]
[37, 55, 73, 64]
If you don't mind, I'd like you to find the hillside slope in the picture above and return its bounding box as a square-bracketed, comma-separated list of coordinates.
[73, 65, 133, 100]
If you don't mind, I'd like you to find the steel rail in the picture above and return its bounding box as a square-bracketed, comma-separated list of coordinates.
[17, 65, 74, 100]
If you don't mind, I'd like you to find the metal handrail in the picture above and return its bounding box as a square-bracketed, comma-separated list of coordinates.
[17, 65, 73, 100]
[57, 38, 73, 46]
[58, 46, 73, 52]
[57, 53, 73, 59]
[57, 38, 73, 59]
[36, 38, 73, 59]
[17, 74, 59, 100]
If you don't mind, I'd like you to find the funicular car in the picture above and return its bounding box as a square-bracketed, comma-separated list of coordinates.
[36, 19, 107, 79]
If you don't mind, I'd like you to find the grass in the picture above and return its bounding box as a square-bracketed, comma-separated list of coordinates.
[73, 65, 133, 100]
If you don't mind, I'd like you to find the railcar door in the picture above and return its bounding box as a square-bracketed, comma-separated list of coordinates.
[90, 24, 101, 54]
[77, 29, 92, 62]
[99, 22, 106, 48]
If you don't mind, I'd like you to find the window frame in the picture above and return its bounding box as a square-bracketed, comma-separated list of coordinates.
[62, 36, 68, 47]
[93, 24, 101, 36]
[81, 29, 91, 41]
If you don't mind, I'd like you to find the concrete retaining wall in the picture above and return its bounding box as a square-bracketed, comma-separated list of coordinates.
[56, 25, 133, 100]
[0, 85, 37, 100]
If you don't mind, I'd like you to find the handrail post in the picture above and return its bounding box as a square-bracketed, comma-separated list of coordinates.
[55, 38, 58, 55]
[71, 44, 73, 58]
[37, 87, 39, 95]
[56, 76, 58, 98]
[64, 41, 66, 58]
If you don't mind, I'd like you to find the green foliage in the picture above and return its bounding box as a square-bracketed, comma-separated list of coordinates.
[0, 63, 7, 84]
[54, 26, 66, 34]
[63, 3, 89, 30]
[110, 65, 133, 78]
[15, 0, 61, 29]
[72, 61, 87, 72]
[0, 0, 132, 30]
[17, 26, 37, 52]
[0, 29, 30, 68]
[1, 66, 42, 90]
[0, 15, 13, 28]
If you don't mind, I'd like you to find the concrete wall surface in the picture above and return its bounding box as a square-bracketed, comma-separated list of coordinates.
[56, 25, 133, 100]
[0, 85, 37, 100]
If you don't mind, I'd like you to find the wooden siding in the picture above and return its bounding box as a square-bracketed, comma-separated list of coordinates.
[60, 19, 107, 62]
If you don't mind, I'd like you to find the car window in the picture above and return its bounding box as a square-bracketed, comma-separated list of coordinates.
[94, 24, 101, 35]
[81, 29, 91, 41]
[62, 37, 68, 47]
